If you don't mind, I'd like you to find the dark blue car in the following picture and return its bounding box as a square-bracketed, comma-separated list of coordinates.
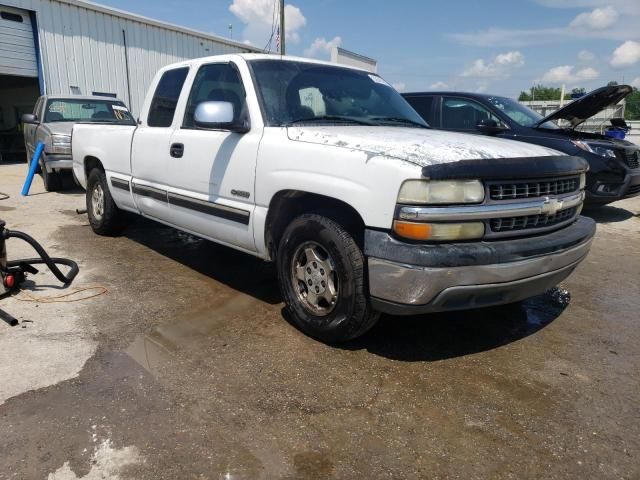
[403, 85, 640, 205]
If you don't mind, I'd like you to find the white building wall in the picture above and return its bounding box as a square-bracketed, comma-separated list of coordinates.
[1, 0, 258, 114]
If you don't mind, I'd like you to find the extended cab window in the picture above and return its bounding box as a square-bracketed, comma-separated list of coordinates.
[183, 63, 245, 128]
[441, 97, 504, 130]
[147, 67, 189, 127]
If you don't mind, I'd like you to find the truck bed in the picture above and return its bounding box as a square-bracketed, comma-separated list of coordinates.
[72, 124, 137, 190]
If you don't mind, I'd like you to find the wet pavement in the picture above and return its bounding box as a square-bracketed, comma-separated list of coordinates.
[1, 164, 639, 479]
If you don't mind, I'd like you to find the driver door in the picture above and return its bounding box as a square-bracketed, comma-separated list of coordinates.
[164, 61, 260, 252]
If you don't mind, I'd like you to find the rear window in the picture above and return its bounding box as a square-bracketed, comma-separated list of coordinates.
[147, 67, 189, 127]
[44, 99, 134, 124]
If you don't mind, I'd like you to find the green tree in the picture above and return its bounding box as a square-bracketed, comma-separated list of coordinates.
[518, 85, 571, 101]
[625, 88, 640, 121]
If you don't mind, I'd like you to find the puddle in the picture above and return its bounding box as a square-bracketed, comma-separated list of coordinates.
[126, 293, 261, 378]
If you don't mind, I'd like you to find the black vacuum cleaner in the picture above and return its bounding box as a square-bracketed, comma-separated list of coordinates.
[0, 219, 79, 311]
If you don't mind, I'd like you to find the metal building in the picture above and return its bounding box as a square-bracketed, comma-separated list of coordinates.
[0, 0, 258, 160]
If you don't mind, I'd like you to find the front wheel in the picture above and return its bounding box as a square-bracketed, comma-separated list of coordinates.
[40, 162, 62, 192]
[277, 214, 380, 343]
[86, 168, 123, 235]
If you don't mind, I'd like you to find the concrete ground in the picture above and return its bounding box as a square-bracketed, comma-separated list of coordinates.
[0, 162, 639, 480]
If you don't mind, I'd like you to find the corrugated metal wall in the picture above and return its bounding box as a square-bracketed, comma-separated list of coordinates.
[1, 0, 257, 114]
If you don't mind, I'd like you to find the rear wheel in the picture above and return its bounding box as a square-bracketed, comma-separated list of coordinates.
[86, 168, 123, 235]
[277, 214, 380, 343]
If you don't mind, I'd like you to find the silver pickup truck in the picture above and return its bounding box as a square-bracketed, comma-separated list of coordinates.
[22, 95, 134, 191]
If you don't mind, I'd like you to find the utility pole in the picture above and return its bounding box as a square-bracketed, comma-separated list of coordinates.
[279, 0, 285, 55]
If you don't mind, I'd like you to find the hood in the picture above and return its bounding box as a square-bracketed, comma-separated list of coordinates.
[534, 84, 632, 129]
[287, 126, 561, 167]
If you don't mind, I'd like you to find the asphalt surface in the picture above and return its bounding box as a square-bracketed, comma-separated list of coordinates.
[0, 162, 639, 479]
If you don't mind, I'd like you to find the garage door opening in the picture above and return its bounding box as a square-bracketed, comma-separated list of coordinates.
[0, 5, 39, 163]
[0, 75, 39, 163]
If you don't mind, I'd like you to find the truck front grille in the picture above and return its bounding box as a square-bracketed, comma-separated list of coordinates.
[490, 206, 578, 233]
[489, 176, 579, 200]
[625, 151, 640, 169]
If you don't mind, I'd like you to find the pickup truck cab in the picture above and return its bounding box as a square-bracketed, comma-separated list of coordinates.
[22, 95, 134, 191]
[72, 54, 595, 342]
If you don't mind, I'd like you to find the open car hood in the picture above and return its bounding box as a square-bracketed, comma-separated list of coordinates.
[534, 84, 633, 129]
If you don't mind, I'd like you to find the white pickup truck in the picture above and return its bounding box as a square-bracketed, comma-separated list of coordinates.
[72, 54, 596, 342]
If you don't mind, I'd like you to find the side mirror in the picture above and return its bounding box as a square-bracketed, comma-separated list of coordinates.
[22, 113, 38, 124]
[194, 101, 249, 133]
[476, 118, 506, 135]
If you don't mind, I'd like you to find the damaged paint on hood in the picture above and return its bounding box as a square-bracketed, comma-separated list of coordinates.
[287, 126, 561, 166]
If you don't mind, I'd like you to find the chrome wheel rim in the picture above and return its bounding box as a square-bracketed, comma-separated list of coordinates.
[92, 183, 104, 221]
[291, 241, 339, 315]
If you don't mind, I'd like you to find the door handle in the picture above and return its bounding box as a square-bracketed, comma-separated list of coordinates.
[170, 143, 184, 158]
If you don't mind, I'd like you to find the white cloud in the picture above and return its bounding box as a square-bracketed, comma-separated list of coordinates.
[569, 6, 618, 30]
[610, 40, 640, 67]
[229, 0, 306, 48]
[541, 65, 600, 84]
[577, 49, 595, 62]
[283, 4, 306, 43]
[392, 82, 406, 92]
[462, 51, 524, 78]
[429, 81, 448, 89]
[304, 36, 342, 58]
[494, 51, 525, 65]
[631, 77, 640, 88]
[449, 3, 637, 47]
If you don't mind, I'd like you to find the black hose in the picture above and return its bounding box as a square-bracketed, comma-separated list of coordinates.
[4, 230, 79, 285]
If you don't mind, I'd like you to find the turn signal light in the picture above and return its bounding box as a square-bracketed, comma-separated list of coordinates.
[393, 221, 485, 241]
[393, 221, 432, 241]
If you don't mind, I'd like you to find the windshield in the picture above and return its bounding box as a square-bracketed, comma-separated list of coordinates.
[249, 60, 428, 128]
[486, 96, 559, 130]
[44, 99, 135, 124]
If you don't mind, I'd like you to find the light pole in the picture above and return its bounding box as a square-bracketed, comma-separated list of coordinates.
[228, 24, 233, 39]
[279, 0, 285, 55]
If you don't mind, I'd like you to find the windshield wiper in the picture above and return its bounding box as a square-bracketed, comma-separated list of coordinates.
[370, 116, 429, 129]
[285, 115, 375, 126]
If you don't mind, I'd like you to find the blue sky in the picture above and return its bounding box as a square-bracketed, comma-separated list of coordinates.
[98, 0, 640, 97]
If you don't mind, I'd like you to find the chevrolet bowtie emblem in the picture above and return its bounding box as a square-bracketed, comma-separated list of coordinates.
[541, 197, 562, 215]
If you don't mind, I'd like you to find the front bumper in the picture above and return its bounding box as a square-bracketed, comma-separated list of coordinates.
[365, 216, 596, 315]
[586, 171, 640, 204]
[43, 154, 73, 173]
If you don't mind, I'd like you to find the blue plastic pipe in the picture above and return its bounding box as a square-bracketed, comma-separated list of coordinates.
[21, 142, 45, 196]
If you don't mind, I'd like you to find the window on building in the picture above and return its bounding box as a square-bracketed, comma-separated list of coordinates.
[183, 63, 245, 128]
[1, 11, 24, 23]
[147, 67, 189, 127]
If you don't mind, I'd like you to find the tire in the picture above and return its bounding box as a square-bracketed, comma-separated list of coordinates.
[277, 214, 380, 343]
[40, 161, 62, 192]
[86, 168, 123, 235]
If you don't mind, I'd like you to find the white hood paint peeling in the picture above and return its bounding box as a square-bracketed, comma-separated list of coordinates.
[287, 126, 562, 167]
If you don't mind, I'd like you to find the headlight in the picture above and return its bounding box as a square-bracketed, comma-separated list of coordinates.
[393, 220, 485, 241]
[398, 179, 484, 205]
[51, 134, 71, 155]
[573, 141, 617, 159]
[579, 172, 586, 189]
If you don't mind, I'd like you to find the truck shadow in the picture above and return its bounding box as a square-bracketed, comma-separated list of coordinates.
[341, 292, 567, 361]
[123, 216, 281, 305]
[582, 205, 635, 223]
[122, 216, 566, 362]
